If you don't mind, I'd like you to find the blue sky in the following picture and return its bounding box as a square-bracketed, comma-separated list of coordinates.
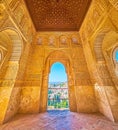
[116, 50, 118, 62]
[49, 62, 67, 82]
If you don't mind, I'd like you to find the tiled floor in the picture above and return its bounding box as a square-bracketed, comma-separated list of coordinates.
[0, 110, 118, 130]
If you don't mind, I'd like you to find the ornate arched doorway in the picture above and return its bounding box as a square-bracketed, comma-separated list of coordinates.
[47, 62, 69, 110]
[39, 51, 77, 112]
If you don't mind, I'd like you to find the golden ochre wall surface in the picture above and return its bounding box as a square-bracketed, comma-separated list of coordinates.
[80, 0, 118, 122]
[0, 0, 118, 124]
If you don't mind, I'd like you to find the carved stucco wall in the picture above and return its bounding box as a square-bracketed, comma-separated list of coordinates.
[18, 32, 98, 114]
[79, 0, 118, 122]
[0, 0, 35, 124]
[0, 29, 22, 124]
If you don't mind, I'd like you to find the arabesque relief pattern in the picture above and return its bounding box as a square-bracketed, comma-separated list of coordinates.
[0, 0, 34, 124]
[80, 0, 118, 122]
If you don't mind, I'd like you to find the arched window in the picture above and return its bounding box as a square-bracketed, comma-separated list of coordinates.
[37, 37, 42, 45]
[72, 37, 78, 44]
[113, 47, 118, 76]
[115, 50, 118, 62]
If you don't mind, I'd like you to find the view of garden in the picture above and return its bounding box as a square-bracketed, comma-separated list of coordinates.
[47, 82, 69, 109]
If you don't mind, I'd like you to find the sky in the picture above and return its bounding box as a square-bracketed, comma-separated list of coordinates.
[49, 62, 67, 82]
[116, 50, 118, 62]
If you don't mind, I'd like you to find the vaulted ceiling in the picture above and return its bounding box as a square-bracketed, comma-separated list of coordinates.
[24, 0, 92, 31]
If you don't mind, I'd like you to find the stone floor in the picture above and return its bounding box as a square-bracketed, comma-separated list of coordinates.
[0, 110, 118, 130]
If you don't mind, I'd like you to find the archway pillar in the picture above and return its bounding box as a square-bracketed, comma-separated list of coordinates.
[40, 72, 49, 112]
[0, 61, 19, 124]
[68, 81, 77, 111]
[67, 69, 77, 112]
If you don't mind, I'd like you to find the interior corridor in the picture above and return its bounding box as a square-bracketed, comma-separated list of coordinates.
[0, 110, 118, 130]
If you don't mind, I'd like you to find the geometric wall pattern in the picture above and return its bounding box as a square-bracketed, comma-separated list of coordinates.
[24, 0, 92, 31]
